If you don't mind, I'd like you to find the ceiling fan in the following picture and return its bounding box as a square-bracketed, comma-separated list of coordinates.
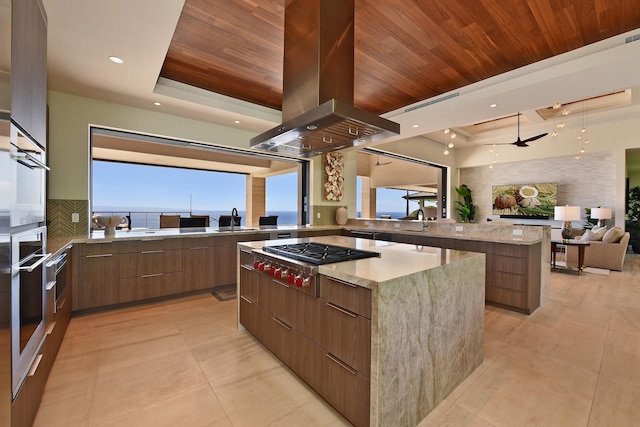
[493, 113, 548, 147]
[375, 156, 392, 166]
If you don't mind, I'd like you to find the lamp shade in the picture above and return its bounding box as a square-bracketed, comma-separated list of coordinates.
[590, 207, 612, 220]
[554, 205, 581, 221]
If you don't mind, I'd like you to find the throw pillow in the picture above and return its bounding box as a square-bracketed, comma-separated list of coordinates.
[580, 230, 605, 241]
[591, 225, 608, 234]
[603, 226, 625, 243]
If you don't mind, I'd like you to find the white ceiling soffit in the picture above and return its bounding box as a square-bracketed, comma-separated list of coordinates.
[384, 30, 640, 143]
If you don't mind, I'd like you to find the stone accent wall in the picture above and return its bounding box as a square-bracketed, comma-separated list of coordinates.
[459, 151, 617, 225]
[47, 199, 89, 236]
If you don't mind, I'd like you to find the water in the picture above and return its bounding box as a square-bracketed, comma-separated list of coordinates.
[93, 206, 299, 228]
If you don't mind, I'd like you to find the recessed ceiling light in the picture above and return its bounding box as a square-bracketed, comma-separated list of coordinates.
[153, 102, 161, 106]
[109, 56, 124, 64]
[234, 120, 240, 124]
[412, 124, 419, 128]
[490, 103, 498, 108]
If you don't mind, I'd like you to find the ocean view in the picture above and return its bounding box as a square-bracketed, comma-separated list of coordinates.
[93, 206, 411, 229]
[93, 207, 299, 229]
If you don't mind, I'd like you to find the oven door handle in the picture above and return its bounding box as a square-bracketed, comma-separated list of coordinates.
[13, 150, 50, 171]
[19, 253, 52, 272]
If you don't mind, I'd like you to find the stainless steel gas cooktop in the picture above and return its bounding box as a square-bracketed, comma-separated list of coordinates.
[262, 242, 380, 265]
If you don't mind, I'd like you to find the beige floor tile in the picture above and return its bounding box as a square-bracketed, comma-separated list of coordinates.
[89, 349, 208, 423]
[95, 384, 233, 427]
[265, 397, 350, 426]
[455, 346, 598, 426]
[588, 376, 640, 427]
[418, 403, 496, 427]
[600, 328, 640, 387]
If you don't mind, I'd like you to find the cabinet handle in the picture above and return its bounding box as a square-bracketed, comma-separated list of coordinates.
[57, 298, 66, 311]
[142, 238, 162, 241]
[241, 265, 252, 271]
[46, 280, 57, 291]
[27, 354, 44, 377]
[46, 321, 56, 335]
[274, 279, 289, 288]
[141, 273, 164, 278]
[141, 250, 164, 254]
[189, 246, 208, 250]
[240, 295, 252, 304]
[272, 317, 291, 330]
[326, 302, 357, 318]
[327, 276, 358, 288]
[85, 253, 113, 258]
[325, 353, 357, 375]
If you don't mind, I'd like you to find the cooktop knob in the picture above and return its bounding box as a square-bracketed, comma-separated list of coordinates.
[295, 275, 304, 287]
[253, 260, 260, 269]
[269, 265, 276, 276]
[274, 268, 283, 279]
[288, 273, 296, 284]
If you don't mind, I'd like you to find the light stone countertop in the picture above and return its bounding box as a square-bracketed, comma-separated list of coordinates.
[240, 234, 485, 289]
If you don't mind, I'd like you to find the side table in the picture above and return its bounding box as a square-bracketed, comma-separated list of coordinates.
[551, 239, 591, 274]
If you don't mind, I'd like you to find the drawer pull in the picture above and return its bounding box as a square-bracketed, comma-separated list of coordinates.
[142, 238, 162, 241]
[325, 353, 357, 375]
[46, 280, 57, 291]
[141, 250, 164, 254]
[57, 298, 66, 310]
[272, 317, 291, 330]
[241, 265, 252, 271]
[86, 253, 113, 258]
[189, 246, 208, 250]
[141, 273, 164, 278]
[46, 321, 56, 335]
[240, 295, 253, 304]
[27, 354, 43, 377]
[327, 276, 358, 288]
[326, 302, 357, 318]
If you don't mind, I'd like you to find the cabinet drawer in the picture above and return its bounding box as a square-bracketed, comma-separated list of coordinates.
[119, 238, 182, 253]
[320, 352, 370, 427]
[319, 275, 372, 319]
[77, 242, 118, 256]
[239, 295, 259, 337]
[239, 264, 258, 302]
[118, 250, 183, 278]
[118, 271, 183, 303]
[318, 299, 371, 377]
[181, 236, 212, 249]
[239, 249, 254, 267]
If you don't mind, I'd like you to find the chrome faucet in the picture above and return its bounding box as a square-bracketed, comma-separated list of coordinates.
[421, 215, 429, 231]
[231, 207, 238, 231]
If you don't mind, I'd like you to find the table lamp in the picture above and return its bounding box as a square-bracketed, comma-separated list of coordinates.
[590, 207, 612, 228]
[554, 205, 581, 240]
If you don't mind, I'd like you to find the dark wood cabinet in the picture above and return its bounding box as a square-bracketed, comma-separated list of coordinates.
[183, 237, 215, 292]
[214, 235, 238, 287]
[118, 239, 183, 303]
[74, 243, 119, 310]
[11, 0, 47, 146]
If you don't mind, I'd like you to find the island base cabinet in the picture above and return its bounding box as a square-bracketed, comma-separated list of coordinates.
[118, 272, 183, 303]
[320, 352, 370, 427]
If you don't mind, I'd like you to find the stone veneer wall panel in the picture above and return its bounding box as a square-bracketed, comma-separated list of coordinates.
[459, 151, 617, 225]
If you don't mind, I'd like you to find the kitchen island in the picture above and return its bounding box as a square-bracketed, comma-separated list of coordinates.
[238, 236, 485, 427]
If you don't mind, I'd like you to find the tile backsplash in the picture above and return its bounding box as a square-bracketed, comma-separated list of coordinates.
[47, 199, 89, 236]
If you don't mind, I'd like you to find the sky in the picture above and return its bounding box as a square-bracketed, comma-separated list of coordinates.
[93, 160, 414, 215]
[92, 161, 297, 212]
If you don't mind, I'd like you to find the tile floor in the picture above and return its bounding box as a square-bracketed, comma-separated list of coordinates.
[34, 253, 640, 427]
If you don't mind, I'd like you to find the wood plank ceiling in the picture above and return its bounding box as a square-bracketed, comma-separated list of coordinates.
[160, 0, 640, 116]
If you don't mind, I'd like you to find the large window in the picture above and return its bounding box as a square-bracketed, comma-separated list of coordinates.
[266, 172, 298, 225]
[92, 160, 246, 228]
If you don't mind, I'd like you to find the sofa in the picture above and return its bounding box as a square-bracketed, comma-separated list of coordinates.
[565, 228, 630, 271]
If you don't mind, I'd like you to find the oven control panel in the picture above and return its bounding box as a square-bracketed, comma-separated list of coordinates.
[252, 255, 317, 296]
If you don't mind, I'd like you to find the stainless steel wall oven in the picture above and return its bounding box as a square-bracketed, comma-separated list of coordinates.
[10, 225, 50, 397]
[9, 121, 48, 228]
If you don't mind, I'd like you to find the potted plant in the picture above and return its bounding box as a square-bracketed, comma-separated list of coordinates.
[626, 185, 640, 253]
[455, 184, 476, 223]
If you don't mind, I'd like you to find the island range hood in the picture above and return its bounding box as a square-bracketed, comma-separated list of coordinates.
[250, 0, 400, 158]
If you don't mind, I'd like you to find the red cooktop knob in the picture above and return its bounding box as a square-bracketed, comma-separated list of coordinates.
[259, 262, 267, 272]
[288, 273, 295, 284]
[253, 260, 260, 269]
[295, 275, 304, 287]
[275, 268, 282, 279]
[269, 265, 276, 276]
